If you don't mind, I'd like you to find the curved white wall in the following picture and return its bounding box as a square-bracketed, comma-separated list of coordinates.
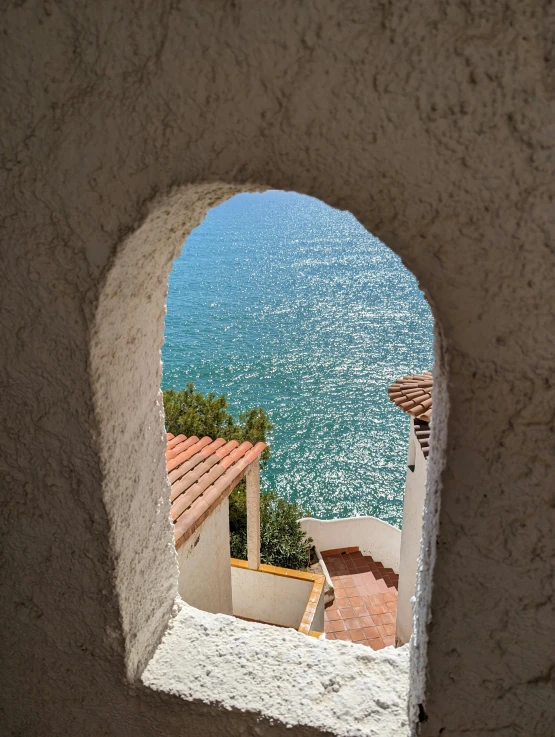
[396, 421, 427, 646]
[300, 516, 401, 573]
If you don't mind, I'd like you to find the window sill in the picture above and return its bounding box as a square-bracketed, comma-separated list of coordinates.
[142, 597, 410, 736]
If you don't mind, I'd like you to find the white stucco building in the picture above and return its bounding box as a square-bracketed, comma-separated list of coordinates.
[298, 372, 433, 650]
[167, 432, 325, 634]
[388, 373, 433, 646]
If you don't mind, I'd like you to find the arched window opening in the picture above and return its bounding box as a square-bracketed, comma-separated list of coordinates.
[90, 182, 444, 736]
[161, 191, 434, 652]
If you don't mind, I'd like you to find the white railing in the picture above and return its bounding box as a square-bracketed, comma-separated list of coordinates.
[299, 515, 401, 572]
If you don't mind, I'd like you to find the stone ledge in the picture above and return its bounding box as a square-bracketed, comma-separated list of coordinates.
[142, 598, 410, 737]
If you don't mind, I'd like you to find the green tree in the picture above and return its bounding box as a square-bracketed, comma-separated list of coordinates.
[163, 382, 272, 462]
[163, 383, 312, 570]
[229, 486, 312, 570]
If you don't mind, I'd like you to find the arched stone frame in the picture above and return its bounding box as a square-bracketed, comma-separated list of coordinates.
[2, 2, 554, 736]
[90, 180, 445, 732]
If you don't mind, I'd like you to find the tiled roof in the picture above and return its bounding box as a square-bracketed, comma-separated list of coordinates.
[166, 432, 266, 549]
[387, 371, 433, 423]
[413, 418, 431, 460]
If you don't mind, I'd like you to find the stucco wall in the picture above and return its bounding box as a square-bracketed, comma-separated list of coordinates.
[231, 565, 314, 629]
[1, 3, 554, 737]
[177, 499, 233, 616]
[143, 602, 410, 736]
[396, 420, 427, 646]
[300, 516, 402, 572]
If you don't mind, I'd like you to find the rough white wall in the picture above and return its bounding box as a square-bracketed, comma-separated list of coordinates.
[143, 601, 410, 737]
[231, 566, 313, 629]
[396, 421, 427, 646]
[300, 517, 402, 572]
[177, 500, 233, 616]
[1, 2, 554, 737]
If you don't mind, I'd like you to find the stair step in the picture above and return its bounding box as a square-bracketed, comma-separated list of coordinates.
[320, 546, 360, 556]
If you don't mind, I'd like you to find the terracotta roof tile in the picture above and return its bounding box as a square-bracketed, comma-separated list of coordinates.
[388, 371, 433, 423]
[167, 436, 210, 471]
[169, 438, 227, 488]
[388, 371, 433, 459]
[167, 433, 266, 549]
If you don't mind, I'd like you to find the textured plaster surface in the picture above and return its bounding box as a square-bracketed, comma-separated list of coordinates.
[143, 600, 410, 737]
[1, 2, 554, 736]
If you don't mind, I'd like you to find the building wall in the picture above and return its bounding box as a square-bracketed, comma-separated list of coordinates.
[177, 499, 233, 616]
[1, 3, 554, 736]
[299, 517, 401, 572]
[396, 420, 428, 646]
[231, 565, 314, 629]
[313, 588, 325, 635]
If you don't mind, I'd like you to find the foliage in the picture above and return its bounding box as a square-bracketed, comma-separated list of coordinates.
[229, 487, 313, 571]
[164, 383, 312, 570]
[163, 382, 272, 462]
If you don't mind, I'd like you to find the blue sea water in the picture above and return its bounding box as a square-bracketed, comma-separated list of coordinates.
[162, 192, 433, 528]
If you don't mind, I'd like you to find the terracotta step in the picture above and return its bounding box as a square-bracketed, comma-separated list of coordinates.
[319, 546, 360, 556]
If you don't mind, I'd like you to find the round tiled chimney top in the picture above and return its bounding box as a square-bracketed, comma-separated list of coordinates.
[388, 371, 433, 423]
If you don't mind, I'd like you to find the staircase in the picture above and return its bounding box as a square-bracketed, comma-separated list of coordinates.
[320, 547, 398, 649]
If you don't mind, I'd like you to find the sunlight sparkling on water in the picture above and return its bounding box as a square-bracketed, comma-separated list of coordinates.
[162, 192, 434, 527]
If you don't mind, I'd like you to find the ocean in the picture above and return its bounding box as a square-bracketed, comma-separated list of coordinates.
[162, 191, 433, 528]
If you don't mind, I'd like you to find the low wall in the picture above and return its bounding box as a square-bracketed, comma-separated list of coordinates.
[231, 561, 324, 632]
[299, 515, 402, 573]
